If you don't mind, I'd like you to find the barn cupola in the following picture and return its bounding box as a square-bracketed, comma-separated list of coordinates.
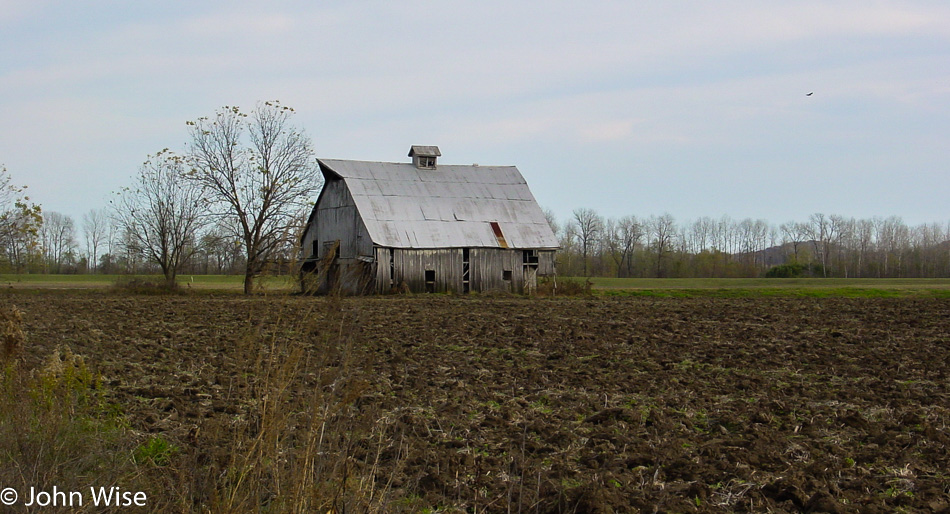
[409, 145, 440, 169]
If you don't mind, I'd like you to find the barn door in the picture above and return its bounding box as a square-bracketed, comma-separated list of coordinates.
[523, 250, 539, 294]
[524, 265, 538, 294]
[322, 240, 340, 293]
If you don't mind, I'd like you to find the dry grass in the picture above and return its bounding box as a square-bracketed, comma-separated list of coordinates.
[202, 301, 402, 512]
[0, 300, 407, 512]
[1, 303, 23, 361]
[0, 342, 141, 513]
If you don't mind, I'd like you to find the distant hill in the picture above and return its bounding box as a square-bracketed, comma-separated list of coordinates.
[736, 241, 821, 267]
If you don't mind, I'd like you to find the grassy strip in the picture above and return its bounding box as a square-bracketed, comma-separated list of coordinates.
[600, 287, 950, 298]
[577, 277, 950, 290]
[0, 274, 297, 292]
[5, 274, 950, 298]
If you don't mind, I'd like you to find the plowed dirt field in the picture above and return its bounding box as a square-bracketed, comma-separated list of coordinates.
[7, 291, 950, 512]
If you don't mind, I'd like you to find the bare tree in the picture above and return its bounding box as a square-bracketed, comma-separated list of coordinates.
[877, 216, 909, 277]
[737, 219, 769, 269]
[649, 213, 677, 277]
[112, 150, 206, 287]
[810, 213, 847, 277]
[542, 207, 560, 238]
[689, 217, 715, 254]
[830, 215, 854, 277]
[853, 218, 875, 277]
[40, 212, 77, 273]
[197, 222, 244, 274]
[572, 208, 602, 277]
[82, 208, 108, 273]
[604, 215, 642, 277]
[780, 221, 810, 263]
[186, 102, 321, 294]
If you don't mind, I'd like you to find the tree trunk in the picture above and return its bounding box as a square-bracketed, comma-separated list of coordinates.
[244, 271, 255, 294]
[164, 270, 177, 289]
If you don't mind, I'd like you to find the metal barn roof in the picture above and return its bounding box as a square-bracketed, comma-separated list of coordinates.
[318, 158, 559, 249]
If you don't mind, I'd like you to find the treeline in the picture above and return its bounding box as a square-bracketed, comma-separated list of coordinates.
[4, 163, 949, 281]
[551, 209, 950, 279]
[0, 206, 300, 277]
[2, 102, 322, 294]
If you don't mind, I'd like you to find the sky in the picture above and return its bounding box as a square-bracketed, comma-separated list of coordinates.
[1, 0, 949, 229]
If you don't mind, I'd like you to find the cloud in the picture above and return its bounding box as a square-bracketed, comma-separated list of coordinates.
[577, 120, 636, 143]
[180, 11, 298, 37]
[0, 0, 45, 24]
[1, 0, 949, 226]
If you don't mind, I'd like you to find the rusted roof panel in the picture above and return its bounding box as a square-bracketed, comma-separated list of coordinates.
[317, 159, 558, 249]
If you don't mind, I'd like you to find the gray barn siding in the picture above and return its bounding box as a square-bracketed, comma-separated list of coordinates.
[468, 249, 556, 293]
[385, 248, 522, 294]
[366, 247, 555, 294]
[374, 247, 391, 294]
[538, 250, 556, 276]
[309, 244, 557, 295]
[303, 177, 373, 261]
[470, 248, 519, 292]
[327, 258, 376, 295]
[373, 247, 465, 294]
[300, 177, 376, 295]
[393, 248, 464, 293]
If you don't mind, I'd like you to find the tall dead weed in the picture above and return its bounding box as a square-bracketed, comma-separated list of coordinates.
[0, 298, 407, 513]
[190, 297, 404, 512]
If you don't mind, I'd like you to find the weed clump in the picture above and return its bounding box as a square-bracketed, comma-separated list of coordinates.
[133, 435, 179, 466]
[538, 277, 592, 296]
[0, 344, 140, 507]
[0, 303, 23, 361]
[111, 276, 182, 294]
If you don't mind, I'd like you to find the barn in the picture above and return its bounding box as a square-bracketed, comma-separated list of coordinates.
[299, 146, 558, 294]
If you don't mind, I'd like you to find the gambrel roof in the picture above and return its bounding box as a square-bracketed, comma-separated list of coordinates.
[315, 158, 558, 249]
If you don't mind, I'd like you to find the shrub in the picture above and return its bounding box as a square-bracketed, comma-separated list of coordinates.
[111, 276, 181, 294]
[133, 435, 179, 466]
[765, 262, 807, 278]
[765, 262, 829, 278]
[538, 277, 592, 296]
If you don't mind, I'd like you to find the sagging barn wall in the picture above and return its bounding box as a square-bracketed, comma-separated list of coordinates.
[300, 176, 376, 294]
[301, 176, 374, 263]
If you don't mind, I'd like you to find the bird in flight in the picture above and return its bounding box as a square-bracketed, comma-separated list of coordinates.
[806, 92, 814, 96]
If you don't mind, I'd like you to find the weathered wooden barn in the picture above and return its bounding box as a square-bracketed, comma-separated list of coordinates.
[300, 146, 558, 294]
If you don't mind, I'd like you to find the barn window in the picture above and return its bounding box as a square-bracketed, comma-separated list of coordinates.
[409, 146, 440, 168]
[503, 270, 512, 282]
[425, 269, 436, 293]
